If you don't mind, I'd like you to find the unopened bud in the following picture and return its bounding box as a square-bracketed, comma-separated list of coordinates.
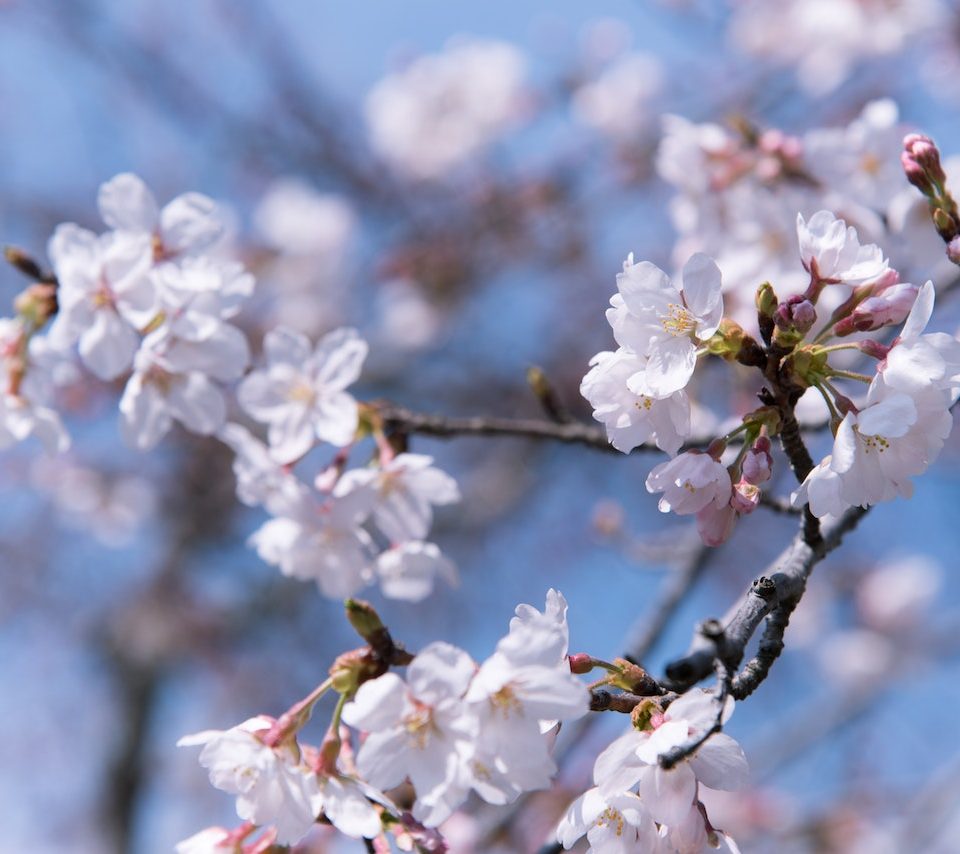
[756, 282, 778, 345]
[568, 653, 593, 674]
[788, 346, 829, 388]
[756, 282, 778, 317]
[742, 437, 773, 485]
[835, 283, 918, 336]
[344, 598, 386, 644]
[731, 480, 760, 515]
[902, 133, 947, 194]
[706, 318, 764, 367]
[774, 295, 817, 335]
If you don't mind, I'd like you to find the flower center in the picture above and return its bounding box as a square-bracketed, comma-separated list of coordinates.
[634, 396, 653, 411]
[490, 684, 524, 719]
[859, 431, 890, 454]
[596, 806, 626, 837]
[659, 303, 697, 337]
[860, 153, 881, 175]
[288, 382, 316, 405]
[92, 281, 116, 309]
[403, 702, 436, 750]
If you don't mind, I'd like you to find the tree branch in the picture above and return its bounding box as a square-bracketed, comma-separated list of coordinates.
[663, 506, 869, 693]
[377, 402, 625, 452]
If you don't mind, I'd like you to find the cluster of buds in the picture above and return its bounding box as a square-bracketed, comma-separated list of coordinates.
[902, 134, 960, 260]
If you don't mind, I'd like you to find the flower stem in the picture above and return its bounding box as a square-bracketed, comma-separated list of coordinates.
[827, 368, 874, 384]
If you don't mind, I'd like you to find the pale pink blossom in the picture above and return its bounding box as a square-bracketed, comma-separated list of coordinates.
[98, 172, 223, 259]
[178, 717, 320, 845]
[646, 452, 731, 515]
[581, 349, 690, 455]
[238, 326, 367, 462]
[607, 254, 723, 396]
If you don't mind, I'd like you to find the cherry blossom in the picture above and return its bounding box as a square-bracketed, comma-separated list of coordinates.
[177, 716, 321, 845]
[646, 452, 731, 516]
[606, 253, 723, 396]
[795, 377, 953, 517]
[557, 787, 660, 853]
[334, 452, 461, 543]
[581, 349, 690, 455]
[463, 594, 589, 805]
[119, 329, 230, 450]
[365, 39, 526, 180]
[98, 172, 223, 260]
[238, 326, 367, 462]
[881, 281, 960, 394]
[375, 541, 458, 601]
[572, 52, 663, 141]
[341, 642, 477, 827]
[46, 224, 155, 380]
[593, 689, 747, 834]
[249, 492, 375, 599]
[796, 210, 892, 287]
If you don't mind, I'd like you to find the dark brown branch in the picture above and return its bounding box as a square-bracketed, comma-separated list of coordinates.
[376, 402, 741, 455]
[378, 403, 624, 452]
[664, 506, 869, 693]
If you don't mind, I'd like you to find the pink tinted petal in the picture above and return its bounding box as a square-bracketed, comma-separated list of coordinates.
[160, 192, 223, 254]
[167, 374, 226, 435]
[314, 328, 368, 390]
[681, 253, 723, 330]
[79, 310, 138, 380]
[98, 173, 159, 232]
[342, 673, 407, 732]
[637, 764, 697, 826]
[900, 280, 935, 341]
[408, 642, 476, 704]
[313, 392, 359, 447]
[689, 733, 749, 791]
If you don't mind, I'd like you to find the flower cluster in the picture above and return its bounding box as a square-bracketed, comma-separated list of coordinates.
[2, 175, 468, 603]
[656, 101, 946, 332]
[585, 204, 960, 543]
[179, 591, 591, 848]
[365, 38, 527, 180]
[729, 0, 944, 95]
[558, 689, 746, 853]
[221, 350, 461, 600]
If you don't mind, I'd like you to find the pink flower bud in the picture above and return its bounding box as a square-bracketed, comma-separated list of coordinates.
[731, 480, 760, 515]
[568, 653, 593, 674]
[902, 133, 946, 195]
[695, 501, 737, 546]
[835, 283, 918, 335]
[742, 438, 773, 484]
[774, 295, 817, 334]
